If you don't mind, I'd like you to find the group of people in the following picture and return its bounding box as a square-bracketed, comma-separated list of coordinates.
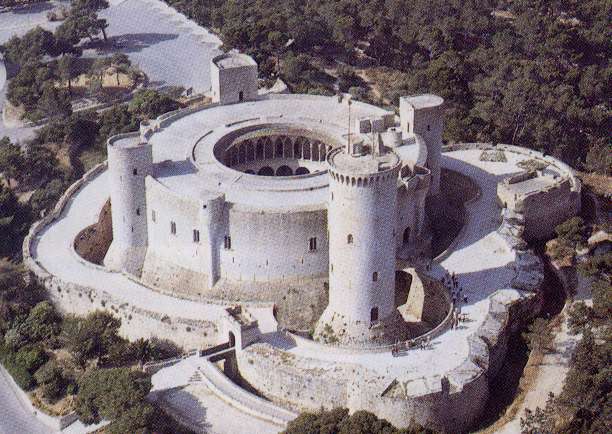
[391, 335, 433, 357]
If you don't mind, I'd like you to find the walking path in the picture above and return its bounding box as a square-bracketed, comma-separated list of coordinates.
[0, 365, 57, 434]
[150, 356, 281, 434]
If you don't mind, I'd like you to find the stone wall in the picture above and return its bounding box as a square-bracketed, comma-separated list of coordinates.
[444, 143, 581, 241]
[22, 163, 220, 350]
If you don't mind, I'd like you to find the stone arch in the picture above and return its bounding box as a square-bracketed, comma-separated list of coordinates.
[246, 141, 255, 161]
[276, 165, 293, 176]
[264, 137, 274, 159]
[357, 178, 362, 187]
[275, 137, 283, 157]
[245, 169, 255, 174]
[258, 166, 274, 176]
[311, 141, 320, 161]
[238, 144, 246, 164]
[256, 140, 264, 160]
[295, 167, 310, 175]
[302, 140, 311, 160]
[351, 177, 356, 186]
[283, 137, 293, 158]
[319, 143, 326, 161]
[293, 138, 302, 158]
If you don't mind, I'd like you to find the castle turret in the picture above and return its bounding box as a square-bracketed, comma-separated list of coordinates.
[210, 53, 258, 105]
[315, 141, 402, 347]
[399, 95, 444, 196]
[104, 132, 153, 275]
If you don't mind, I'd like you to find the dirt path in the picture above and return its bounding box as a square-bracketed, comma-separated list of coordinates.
[484, 272, 592, 434]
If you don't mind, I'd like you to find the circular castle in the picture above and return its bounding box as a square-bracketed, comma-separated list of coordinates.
[24, 53, 582, 432]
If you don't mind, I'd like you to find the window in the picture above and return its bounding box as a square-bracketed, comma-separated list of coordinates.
[170, 221, 176, 235]
[427, 125, 431, 132]
[238, 91, 244, 101]
[151, 210, 156, 222]
[224, 235, 231, 250]
[309, 237, 317, 251]
[372, 271, 378, 282]
[370, 307, 379, 322]
[193, 229, 200, 243]
[136, 208, 140, 216]
[347, 234, 353, 244]
[133, 168, 138, 175]
[403, 227, 411, 244]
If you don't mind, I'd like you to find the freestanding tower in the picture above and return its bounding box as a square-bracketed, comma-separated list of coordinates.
[104, 133, 153, 275]
[315, 137, 402, 347]
[399, 95, 444, 196]
[210, 52, 258, 105]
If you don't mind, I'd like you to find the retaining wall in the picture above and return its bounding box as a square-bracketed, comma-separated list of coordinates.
[22, 163, 220, 350]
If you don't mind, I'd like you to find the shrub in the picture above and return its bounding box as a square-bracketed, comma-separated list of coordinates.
[75, 367, 152, 424]
[35, 360, 66, 401]
[15, 345, 48, 374]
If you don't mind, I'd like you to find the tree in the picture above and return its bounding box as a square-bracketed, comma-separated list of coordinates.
[75, 368, 152, 424]
[128, 89, 179, 119]
[0, 137, 25, 182]
[109, 53, 131, 86]
[1, 27, 57, 66]
[37, 83, 73, 120]
[57, 55, 78, 95]
[522, 318, 553, 353]
[63, 311, 122, 366]
[35, 360, 67, 401]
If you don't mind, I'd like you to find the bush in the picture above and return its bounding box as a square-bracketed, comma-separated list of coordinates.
[283, 408, 434, 434]
[75, 367, 152, 424]
[128, 89, 179, 120]
[15, 345, 48, 374]
[554, 217, 588, 249]
[35, 360, 66, 401]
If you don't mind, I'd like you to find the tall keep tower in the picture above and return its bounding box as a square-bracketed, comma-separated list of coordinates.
[315, 138, 402, 347]
[399, 95, 444, 196]
[104, 133, 153, 275]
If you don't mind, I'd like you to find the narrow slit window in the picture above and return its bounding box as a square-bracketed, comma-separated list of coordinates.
[170, 221, 176, 235]
[372, 271, 378, 282]
[224, 235, 232, 250]
[309, 237, 317, 251]
[193, 229, 200, 243]
[151, 210, 156, 222]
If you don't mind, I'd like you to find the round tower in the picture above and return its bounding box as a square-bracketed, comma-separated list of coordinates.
[315, 141, 402, 347]
[104, 132, 153, 275]
[399, 94, 444, 196]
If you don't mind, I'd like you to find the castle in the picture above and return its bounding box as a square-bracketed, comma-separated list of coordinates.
[24, 52, 582, 432]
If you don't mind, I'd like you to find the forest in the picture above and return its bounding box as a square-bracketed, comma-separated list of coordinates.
[165, 0, 610, 175]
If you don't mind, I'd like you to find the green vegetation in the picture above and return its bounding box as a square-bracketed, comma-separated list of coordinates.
[521, 217, 611, 433]
[166, 0, 610, 173]
[0, 261, 186, 430]
[283, 408, 435, 434]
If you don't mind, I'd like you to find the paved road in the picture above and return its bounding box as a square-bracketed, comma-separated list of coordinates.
[0, 365, 56, 434]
